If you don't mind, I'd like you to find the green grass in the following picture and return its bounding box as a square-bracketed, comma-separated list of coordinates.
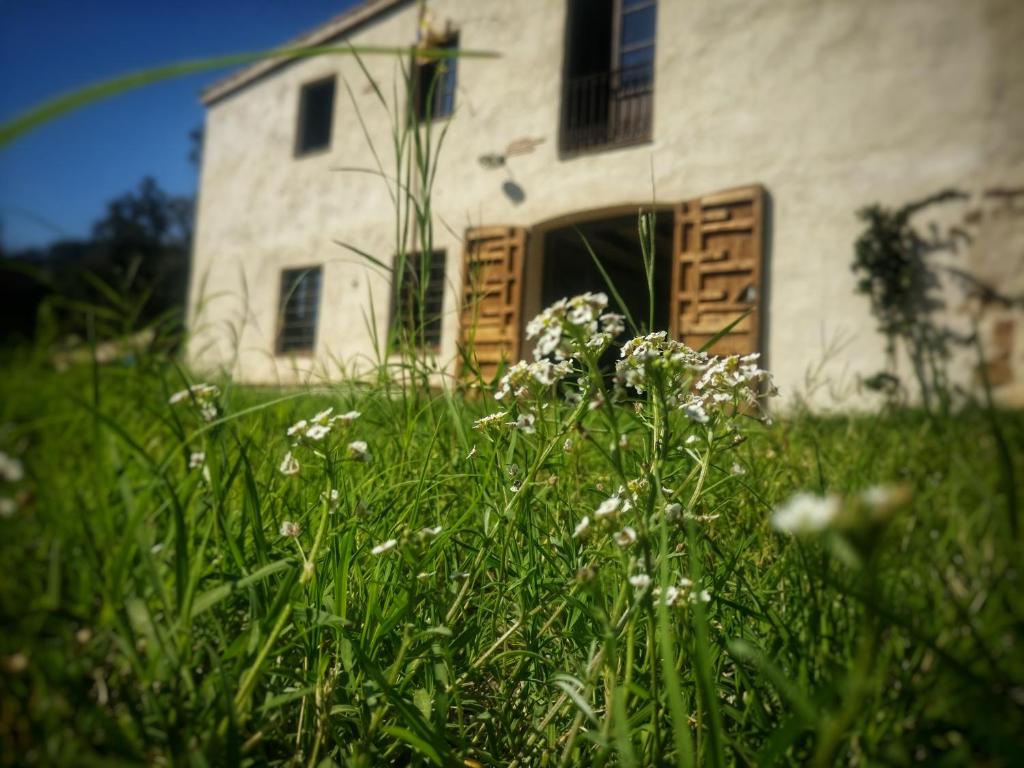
[0, 337, 1022, 767]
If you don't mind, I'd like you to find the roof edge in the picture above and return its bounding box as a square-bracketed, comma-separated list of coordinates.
[201, 0, 411, 106]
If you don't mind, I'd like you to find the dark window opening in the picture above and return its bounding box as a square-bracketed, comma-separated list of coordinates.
[295, 76, 335, 155]
[393, 250, 446, 348]
[541, 214, 672, 363]
[277, 266, 322, 354]
[413, 34, 458, 121]
[561, 0, 656, 154]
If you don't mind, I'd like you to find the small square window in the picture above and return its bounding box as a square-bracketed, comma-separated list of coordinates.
[277, 266, 321, 354]
[413, 35, 458, 121]
[295, 76, 335, 155]
[392, 250, 446, 348]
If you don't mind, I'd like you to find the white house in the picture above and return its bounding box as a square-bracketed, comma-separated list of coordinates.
[187, 0, 1024, 406]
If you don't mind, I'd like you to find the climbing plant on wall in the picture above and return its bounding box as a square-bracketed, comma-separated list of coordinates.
[851, 189, 970, 413]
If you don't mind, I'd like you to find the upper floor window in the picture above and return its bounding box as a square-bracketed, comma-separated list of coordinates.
[295, 76, 335, 155]
[413, 33, 458, 121]
[392, 250, 446, 348]
[277, 266, 322, 354]
[561, 0, 656, 155]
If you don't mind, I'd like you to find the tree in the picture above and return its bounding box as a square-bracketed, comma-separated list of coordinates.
[83, 176, 193, 328]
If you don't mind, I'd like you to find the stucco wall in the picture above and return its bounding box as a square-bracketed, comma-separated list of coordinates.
[188, 0, 1024, 407]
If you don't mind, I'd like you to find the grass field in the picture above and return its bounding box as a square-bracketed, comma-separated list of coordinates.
[1, 310, 1022, 767]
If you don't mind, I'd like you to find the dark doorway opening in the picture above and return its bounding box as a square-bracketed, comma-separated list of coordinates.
[540, 213, 673, 335]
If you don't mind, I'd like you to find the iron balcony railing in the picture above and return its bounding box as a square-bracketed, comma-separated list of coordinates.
[561, 63, 654, 154]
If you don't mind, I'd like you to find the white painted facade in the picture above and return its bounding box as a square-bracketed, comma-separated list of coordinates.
[188, 0, 1024, 407]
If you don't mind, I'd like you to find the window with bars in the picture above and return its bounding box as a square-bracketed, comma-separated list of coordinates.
[277, 266, 322, 354]
[392, 250, 446, 348]
[295, 76, 335, 155]
[561, 0, 656, 154]
[412, 34, 458, 121]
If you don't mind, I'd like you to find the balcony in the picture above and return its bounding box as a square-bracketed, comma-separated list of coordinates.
[561, 64, 654, 155]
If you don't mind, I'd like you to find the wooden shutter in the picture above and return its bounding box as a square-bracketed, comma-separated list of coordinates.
[458, 226, 527, 380]
[670, 184, 765, 356]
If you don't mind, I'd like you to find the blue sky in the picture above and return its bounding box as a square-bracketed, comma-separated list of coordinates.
[0, 0, 363, 249]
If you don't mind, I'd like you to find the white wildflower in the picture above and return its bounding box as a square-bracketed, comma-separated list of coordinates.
[287, 419, 309, 438]
[311, 407, 334, 425]
[332, 410, 361, 425]
[322, 488, 340, 511]
[473, 411, 508, 430]
[0, 497, 16, 518]
[601, 312, 625, 336]
[466, 446, 478, 460]
[0, 452, 24, 483]
[563, 438, 574, 453]
[731, 462, 745, 476]
[629, 573, 651, 590]
[514, 412, 537, 434]
[279, 520, 301, 538]
[859, 484, 908, 517]
[691, 589, 712, 604]
[595, 495, 622, 519]
[419, 525, 443, 538]
[531, 361, 557, 386]
[573, 516, 591, 538]
[655, 585, 681, 606]
[771, 491, 841, 534]
[614, 527, 637, 548]
[682, 402, 709, 424]
[371, 538, 398, 555]
[188, 452, 205, 470]
[305, 423, 331, 441]
[684, 435, 699, 446]
[279, 451, 300, 476]
[169, 383, 219, 406]
[347, 440, 369, 459]
[664, 502, 682, 522]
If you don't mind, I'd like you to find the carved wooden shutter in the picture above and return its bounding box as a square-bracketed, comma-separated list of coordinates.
[670, 185, 765, 356]
[458, 226, 527, 380]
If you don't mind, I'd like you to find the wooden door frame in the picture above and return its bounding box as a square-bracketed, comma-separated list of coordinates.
[670, 183, 766, 356]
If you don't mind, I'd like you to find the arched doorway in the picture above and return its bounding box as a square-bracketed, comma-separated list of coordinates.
[456, 185, 767, 379]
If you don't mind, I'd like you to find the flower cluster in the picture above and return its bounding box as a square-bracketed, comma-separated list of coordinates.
[279, 407, 366, 476]
[287, 408, 361, 443]
[525, 291, 625, 362]
[169, 383, 220, 422]
[615, 334, 774, 421]
[473, 411, 508, 430]
[629, 573, 711, 607]
[572, 484, 644, 548]
[685, 353, 776, 421]
[494, 359, 575, 403]
[490, 358, 576, 433]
